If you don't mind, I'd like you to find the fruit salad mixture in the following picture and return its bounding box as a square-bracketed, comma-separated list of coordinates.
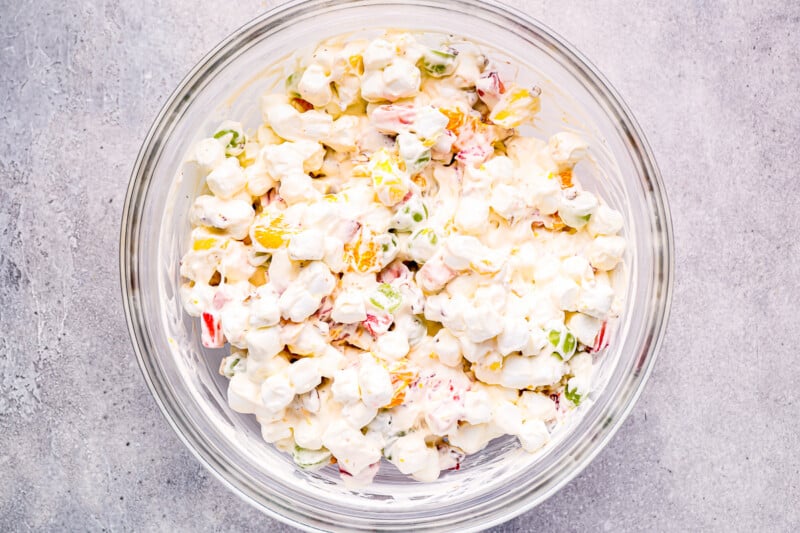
[179, 32, 626, 484]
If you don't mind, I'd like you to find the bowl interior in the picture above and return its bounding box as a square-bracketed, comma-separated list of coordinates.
[122, 1, 671, 530]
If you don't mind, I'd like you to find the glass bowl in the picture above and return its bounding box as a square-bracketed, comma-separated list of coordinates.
[120, 0, 673, 530]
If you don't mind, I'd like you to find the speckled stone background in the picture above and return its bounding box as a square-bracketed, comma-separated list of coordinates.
[2, 0, 799, 531]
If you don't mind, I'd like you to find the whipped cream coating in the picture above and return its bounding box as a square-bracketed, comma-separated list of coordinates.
[179, 32, 626, 484]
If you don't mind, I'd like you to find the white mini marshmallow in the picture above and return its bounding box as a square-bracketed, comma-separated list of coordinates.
[279, 284, 320, 322]
[577, 283, 615, 319]
[298, 63, 332, 107]
[246, 327, 284, 361]
[261, 372, 295, 413]
[549, 275, 580, 311]
[455, 195, 489, 234]
[288, 357, 322, 394]
[433, 328, 462, 367]
[358, 357, 394, 409]
[288, 229, 325, 261]
[332, 367, 361, 405]
[518, 419, 550, 453]
[548, 132, 588, 167]
[362, 39, 395, 70]
[497, 316, 530, 355]
[587, 236, 626, 271]
[194, 137, 225, 170]
[566, 312, 603, 346]
[500, 355, 566, 389]
[588, 204, 625, 236]
[375, 329, 410, 360]
[463, 389, 493, 425]
[206, 157, 247, 200]
[249, 285, 281, 328]
[331, 290, 367, 324]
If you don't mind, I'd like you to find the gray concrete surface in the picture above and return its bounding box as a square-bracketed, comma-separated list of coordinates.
[1, 0, 798, 531]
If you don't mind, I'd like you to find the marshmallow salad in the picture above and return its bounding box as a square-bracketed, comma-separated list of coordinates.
[178, 32, 626, 485]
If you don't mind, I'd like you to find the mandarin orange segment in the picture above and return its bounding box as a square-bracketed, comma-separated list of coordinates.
[192, 237, 218, 251]
[348, 54, 364, 75]
[344, 228, 380, 273]
[557, 167, 573, 189]
[384, 368, 417, 408]
[252, 213, 295, 250]
[439, 108, 464, 131]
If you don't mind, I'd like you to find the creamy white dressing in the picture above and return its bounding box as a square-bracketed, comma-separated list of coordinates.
[179, 32, 626, 484]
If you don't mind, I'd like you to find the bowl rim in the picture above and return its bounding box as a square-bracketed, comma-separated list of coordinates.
[120, 0, 674, 530]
